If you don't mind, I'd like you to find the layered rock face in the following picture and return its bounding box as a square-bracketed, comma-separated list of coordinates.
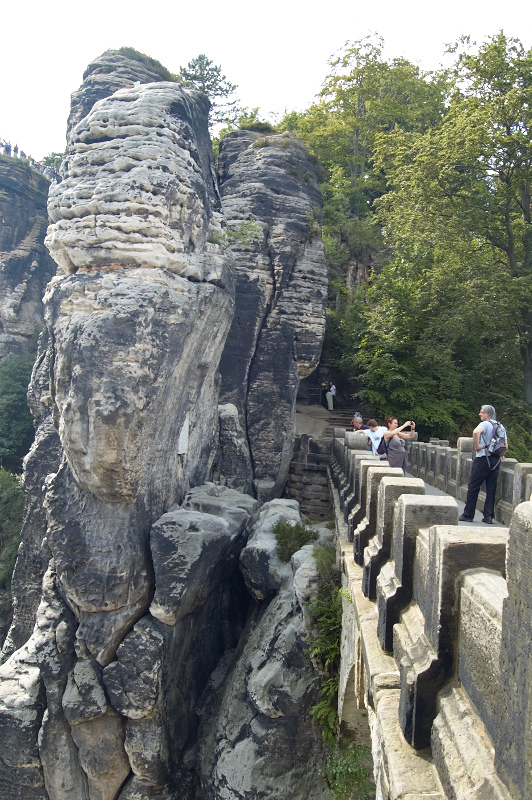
[218, 131, 327, 501]
[0, 157, 56, 360]
[0, 52, 329, 800]
[67, 49, 171, 136]
[3, 80, 232, 664]
[0, 81, 237, 799]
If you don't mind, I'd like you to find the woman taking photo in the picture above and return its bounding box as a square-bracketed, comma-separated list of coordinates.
[383, 417, 416, 473]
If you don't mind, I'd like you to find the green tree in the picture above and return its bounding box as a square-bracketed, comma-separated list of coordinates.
[0, 353, 35, 471]
[280, 37, 449, 300]
[374, 32, 532, 405]
[42, 152, 62, 170]
[179, 54, 239, 125]
[0, 469, 24, 590]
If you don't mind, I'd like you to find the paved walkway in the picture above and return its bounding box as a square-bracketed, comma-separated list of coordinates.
[407, 473, 506, 528]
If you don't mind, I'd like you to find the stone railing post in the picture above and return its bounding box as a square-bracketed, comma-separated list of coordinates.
[376, 495, 459, 652]
[395, 525, 508, 749]
[495, 501, 532, 799]
[362, 477, 425, 600]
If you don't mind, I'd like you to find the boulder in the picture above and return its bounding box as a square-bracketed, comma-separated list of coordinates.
[198, 499, 330, 800]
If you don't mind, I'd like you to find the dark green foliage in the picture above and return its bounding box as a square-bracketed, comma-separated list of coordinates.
[42, 152, 63, 170]
[0, 353, 35, 470]
[239, 121, 277, 133]
[179, 54, 238, 125]
[307, 542, 342, 743]
[280, 32, 532, 448]
[321, 743, 374, 800]
[307, 542, 375, 797]
[117, 47, 176, 82]
[0, 469, 24, 590]
[273, 519, 318, 562]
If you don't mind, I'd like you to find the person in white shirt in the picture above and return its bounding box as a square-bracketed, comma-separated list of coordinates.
[365, 419, 388, 455]
[326, 382, 336, 411]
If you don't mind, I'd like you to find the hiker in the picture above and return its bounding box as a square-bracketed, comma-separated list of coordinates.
[326, 382, 336, 411]
[383, 417, 416, 473]
[352, 413, 369, 431]
[459, 405, 507, 524]
[366, 419, 387, 455]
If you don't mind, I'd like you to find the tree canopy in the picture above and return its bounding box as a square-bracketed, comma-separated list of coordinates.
[179, 54, 239, 125]
[278, 32, 532, 453]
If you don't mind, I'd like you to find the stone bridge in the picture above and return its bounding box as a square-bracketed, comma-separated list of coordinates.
[328, 429, 531, 800]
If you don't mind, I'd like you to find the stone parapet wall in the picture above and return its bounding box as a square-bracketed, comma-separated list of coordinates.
[407, 437, 532, 524]
[330, 428, 532, 800]
[283, 434, 332, 519]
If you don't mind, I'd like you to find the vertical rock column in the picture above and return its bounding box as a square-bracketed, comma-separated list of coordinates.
[0, 81, 234, 800]
[218, 131, 327, 501]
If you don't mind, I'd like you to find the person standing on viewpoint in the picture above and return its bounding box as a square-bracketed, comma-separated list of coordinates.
[326, 382, 336, 411]
[366, 419, 388, 455]
[459, 405, 508, 524]
[383, 417, 416, 474]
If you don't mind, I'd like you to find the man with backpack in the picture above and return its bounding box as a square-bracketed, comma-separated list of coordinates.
[459, 405, 508, 524]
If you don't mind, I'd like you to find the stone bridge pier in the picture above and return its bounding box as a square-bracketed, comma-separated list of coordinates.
[329, 428, 532, 800]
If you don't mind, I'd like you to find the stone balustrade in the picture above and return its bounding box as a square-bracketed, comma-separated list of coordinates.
[407, 436, 532, 524]
[330, 427, 532, 800]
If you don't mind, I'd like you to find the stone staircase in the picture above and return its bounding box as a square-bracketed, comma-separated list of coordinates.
[322, 407, 362, 440]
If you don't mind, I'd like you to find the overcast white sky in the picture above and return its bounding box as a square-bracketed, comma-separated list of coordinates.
[1, 0, 530, 160]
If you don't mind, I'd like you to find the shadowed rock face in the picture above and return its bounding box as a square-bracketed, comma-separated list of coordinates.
[218, 131, 327, 501]
[0, 157, 56, 361]
[198, 499, 330, 800]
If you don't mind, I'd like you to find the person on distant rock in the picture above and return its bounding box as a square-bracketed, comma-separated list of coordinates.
[366, 419, 387, 455]
[459, 404, 507, 524]
[326, 382, 336, 411]
[383, 417, 416, 473]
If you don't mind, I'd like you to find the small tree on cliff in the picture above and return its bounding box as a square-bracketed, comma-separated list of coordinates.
[179, 54, 239, 126]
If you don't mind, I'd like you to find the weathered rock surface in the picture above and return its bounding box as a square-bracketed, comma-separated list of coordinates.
[0, 51, 331, 800]
[218, 131, 327, 501]
[2, 332, 63, 659]
[211, 403, 253, 495]
[0, 156, 56, 361]
[67, 49, 172, 136]
[198, 499, 330, 800]
[0, 71, 238, 800]
[48, 82, 225, 282]
[101, 484, 258, 797]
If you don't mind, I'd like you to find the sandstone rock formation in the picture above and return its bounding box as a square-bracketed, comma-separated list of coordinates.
[3, 79, 232, 665]
[0, 156, 56, 361]
[218, 131, 327, 501]
[67, 49, 172, 136]
[198, 499, 330, 800]
[0, 52, 330, 800]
